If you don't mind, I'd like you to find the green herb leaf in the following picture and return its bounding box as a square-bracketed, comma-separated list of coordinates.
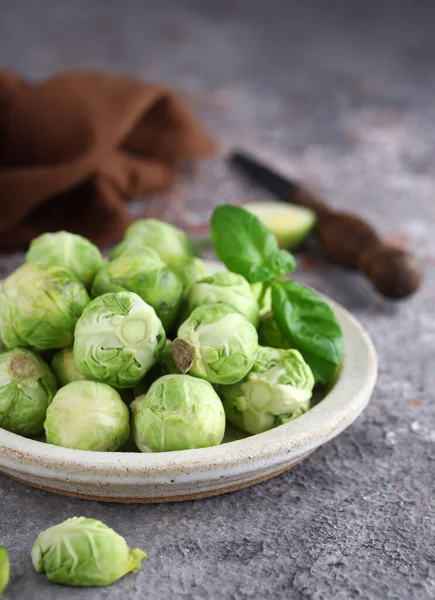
[211, 205, 296, 283]
[0, 547, 10, 596]
[271, 280, 344, 383]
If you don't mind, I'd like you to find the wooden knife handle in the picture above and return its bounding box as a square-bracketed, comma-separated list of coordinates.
[290, 189, 421, 299]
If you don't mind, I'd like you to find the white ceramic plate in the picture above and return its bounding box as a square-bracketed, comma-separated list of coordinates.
[0, 263, 377, 502]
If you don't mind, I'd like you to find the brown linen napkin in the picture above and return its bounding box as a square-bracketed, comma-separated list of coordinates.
[0, 70, 215, 250]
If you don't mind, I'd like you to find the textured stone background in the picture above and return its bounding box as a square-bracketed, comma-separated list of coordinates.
[1, 1, 434, 598]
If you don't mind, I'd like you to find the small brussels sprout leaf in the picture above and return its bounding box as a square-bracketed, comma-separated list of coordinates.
[131, 374, 225, 452]
[44, 381, 130, 451]
[51, 347, 86, 387]
[211, 205, 296, 283]
[92, 248, 183, 330]
[74, 292, 166, 388]
[173, 303, 258, 385]
[0, 349, 57, 436]
[0, 263, 90, 351]
[221, 347, 315, 434]
[0, 547, 9, 596]
[26, 231, 104, 289]
[186, 271, 259, 326]
[31, 517, 147, 587]
[134, 340, 179, 396]
[243, 201, 316, 249]
[111, 219, 193, 268]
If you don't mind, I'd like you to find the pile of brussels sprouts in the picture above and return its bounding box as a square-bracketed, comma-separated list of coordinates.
[0, 205, 344, 454]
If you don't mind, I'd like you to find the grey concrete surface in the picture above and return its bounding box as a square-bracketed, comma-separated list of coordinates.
[1, 1, 434, 598]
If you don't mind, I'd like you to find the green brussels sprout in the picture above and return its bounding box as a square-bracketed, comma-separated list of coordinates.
[173, 303, 258, 385]
[111, 219, 193, 268]
[74, 292, 165, 388]
[51, 347, 86, 387]
[221, 346, 315, 434]
[258, 311, 289, 349]
[178, 257, 210, 298]
[0, 263, 90, 351]
[31, 517, 147, 587]
[26, 231, 104, 289]
[134, 340, 179, 396]
[91, 248, 183, 330]
[44, 381, 130, 451]
[131, 374, 225, 452]
[0, 349, 57, 436]
[186, 271, 259, 326]
[0, 547, 9, 596]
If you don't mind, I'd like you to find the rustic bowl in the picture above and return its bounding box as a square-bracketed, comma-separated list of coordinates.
[0, 264, 377, 502]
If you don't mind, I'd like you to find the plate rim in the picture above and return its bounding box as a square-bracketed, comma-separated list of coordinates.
[0, 272, 378, 484]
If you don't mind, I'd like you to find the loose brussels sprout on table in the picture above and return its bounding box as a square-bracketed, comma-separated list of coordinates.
[0, 547, 9, 596]
[132, 374, 225, 452]
[74, 291, 165, 388]
[0, 349, 57, 436]
[51, 346, 86, 387]
[110, 218, 193, 269]
[32, 517, 147, 587]
[92, 248, 183, 330]
[220, 346, 315, 434]
[173, 303, 259, 385]
[25, 231, 104, 289]
[44, 381, 130, 451]
[0, 263, 89, 351]
[185, 271, 259, 326]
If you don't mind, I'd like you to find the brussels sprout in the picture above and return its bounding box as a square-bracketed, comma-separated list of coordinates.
[74, 292, 165, 388]
[173, 303, 258, 385]
[258, 311, 289, 349]
[44, 381, 130, 451]
[31, 517, 147, 587]
[186, 271, 259, 326]
[0, 263, 90, 351]
[0, 349, 57, 436]
[51, 347, 86, 387]
[178, 257, 210, 298]
[134, 340, 179, 396]
[92, 248, 183, 330]
[26, 231, 104, 289]
[132, 374, 225, 452]
[0, 547, 9, 596]
[221, 346, 315, 434]
[111, 219, 193, 268]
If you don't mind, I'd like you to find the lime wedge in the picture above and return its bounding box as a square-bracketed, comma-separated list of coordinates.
[243, 201, 316, 249]
[0, 547, 9, 596]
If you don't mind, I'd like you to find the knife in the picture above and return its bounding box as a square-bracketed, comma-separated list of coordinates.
[228, 150, 421, 300]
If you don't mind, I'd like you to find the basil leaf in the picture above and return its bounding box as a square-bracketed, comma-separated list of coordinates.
[211, 205, 296, 283]
[271, 280, 344, 383]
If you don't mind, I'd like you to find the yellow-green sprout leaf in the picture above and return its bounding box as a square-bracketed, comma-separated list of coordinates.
[44, 381, 130, 451]
[132, 374, 225, 452]
[26, 231, 104, 289]
[243, 201, 316, 249]
[0, 349, 57, 437]
[173, 303, 258, 385]
[51, 347, 86, 387]
[221, 346, 315, 434]
[31, 517, 147, 587]
[0, 263, 90, 351]
[0, 547, 9, 596]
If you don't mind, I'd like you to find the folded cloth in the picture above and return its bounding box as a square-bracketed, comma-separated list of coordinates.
[0, 70, 215, 250]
